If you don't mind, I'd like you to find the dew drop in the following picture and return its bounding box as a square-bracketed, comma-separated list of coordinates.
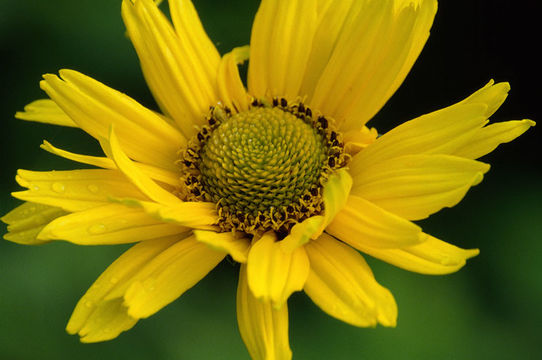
[51, 182, 66, 193]
[88, 224, 107, 234]
[109, 276, 119, 285]
[87, 184, 99, 193]
[31, 185, 40, 191]
[84, 300, 93, 308]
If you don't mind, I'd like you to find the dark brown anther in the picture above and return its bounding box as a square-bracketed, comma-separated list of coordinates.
[286, 205, 294, 213]
[305, 108, 312, 117]
[251, 99, 259, 107]
[303, 194, 311, 201]
[183, 160, 192, 167]
[328, 157, 336, 167]
[259, 214, 266, 222]
[332, 139, 339, 147]
[318, 116, 328, 129]
[276, 226, 289, 240]
[280, 98, 288, 107]
[310, 188, 319, 196]
[330, 131, 337, 141]
[225, 107, 232, 114]
[185, 177, 192, 185]
[272, 98, 279, 107]
[300, 206, 309, 213]
[202, 128, 208, 135]
[192, 188, 201, 196]
[208, 118, 216, 126]
[298, 103, 305, 113]
[197, 133, 205, 141]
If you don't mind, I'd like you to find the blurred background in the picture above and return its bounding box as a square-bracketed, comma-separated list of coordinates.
[1, 0, 540, 359]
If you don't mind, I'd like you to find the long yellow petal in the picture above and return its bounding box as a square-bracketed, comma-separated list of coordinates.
[38, 203, 189, 245]
[121, 235, 226, 318]
[237, 264, 292, 360]
[351, 154, 490, 220]
[247, 232, 310, 308]
[103, 126, 181, 206]
[326, 195, 425, 249]
[120, 199, 217, 229]
[248, 0, 318, 100]
[305, 233, 397, 327]
[41, 140, 180, 187]
[358, 234, 480, 275]
[314, 168, 352, 237]
[349, 81, 511, 174]
[193, 229, 250, 263]
[15, 99, 77, 127]
[12, 169, 146, 212]
[453, 119, 535, 159]
[217, 46, 250, 113]
[1, 202, 67, 245]
[122, 0, 219, 138]
[310, 0, 437, 130]
[40, 70, 184, 171]
[67, 235, 181, 339]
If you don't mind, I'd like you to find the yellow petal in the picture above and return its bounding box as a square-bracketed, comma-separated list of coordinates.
[41, 140, 180, 187]
[358, 234, 480, 275]
[40, 70, 185, 171]
[121, 199, 217, 229]
[279, 215, 324, 253]
[193, 229, 251, 263]
[343, 126, 378, 157]
[248, 0, 318, 100]
[313, 168, 352, 237]
[122, 0, 219, 138]
[1, 202, 67, 245]
[78, 298, 138, 343]
[38, 203, 189, 245]
[122, 235, 225, 318]
[310, 0, 437, 130]
[349, 81, 511, 174]
[326, 195, 425, 249]
[15, 99, 77, 127]
[453, 119, 536, 159]
[103, 126, 182, 206]
[247, 232, 310, 308]
[351, 154, 490, 220]
[305, 233, 397, 327]
[67, 235, 180, 337]
[236, 264, 292, 360]
[12, 169, 146, 212]
[217, 46, 250, 113]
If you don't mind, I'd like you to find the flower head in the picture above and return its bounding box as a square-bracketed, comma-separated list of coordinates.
[2, 0, 534, 358]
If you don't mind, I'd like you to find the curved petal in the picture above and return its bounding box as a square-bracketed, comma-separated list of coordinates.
[193, 229, 251, 263]
[102, 126, 182, 206]
[12, 169, 147, 212]
[309, 0, 437, 129]
[358, 234, 480, 275]
[67, 235, 181, 341]
[349, 81, 511, 174]
[41, 141, 180, 187]
[305, 233, 397, 327]
[452, 119, 535, 160]
[218, 46, 250, 113]
[351, 154, 490, 220]
[248, 0, 318, 100]
[326, 195, 425, 249]
[1, 202, 67, 245]
[38, 203, 190, 245]
[122, 0, 220, 138]
[122, 235, 225, 318]
[247, 232, 310, 308]
[15, 99, 77, 127]
[40, 70, 185, 171]
[314, 168, 352, 237]
[237, 264, 292, 360]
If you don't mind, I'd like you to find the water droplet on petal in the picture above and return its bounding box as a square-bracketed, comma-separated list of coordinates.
[51, 182, 65, 193]
[84, 300, 93, 308]
[88, 224, 107, 234]
[87, 184, 99, 193]
[31, 185, 40, 191]
[110, 277, 119, 284]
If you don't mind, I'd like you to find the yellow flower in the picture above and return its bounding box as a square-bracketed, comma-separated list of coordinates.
[2, 0, 534, 359]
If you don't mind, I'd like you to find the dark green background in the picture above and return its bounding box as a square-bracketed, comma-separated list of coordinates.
[1, 0, 540, 359]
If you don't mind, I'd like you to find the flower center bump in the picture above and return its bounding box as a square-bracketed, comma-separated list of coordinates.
[180, 99, 347, 236]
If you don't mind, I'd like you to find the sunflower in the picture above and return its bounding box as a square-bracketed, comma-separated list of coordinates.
[2, 0, 534, 359]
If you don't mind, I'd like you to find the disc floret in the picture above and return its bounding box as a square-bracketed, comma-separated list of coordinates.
[180, 99, 348, 235]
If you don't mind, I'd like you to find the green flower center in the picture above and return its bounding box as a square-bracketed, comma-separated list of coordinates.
[179, 100, 348, 235]
[199, 107, 327, 216]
